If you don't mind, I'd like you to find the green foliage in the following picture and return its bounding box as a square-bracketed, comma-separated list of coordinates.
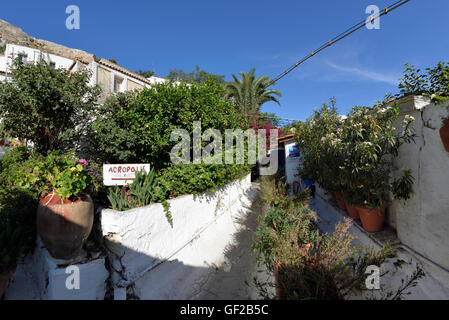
[392, 169, 415, 201]
[398, 62, 449, 103]
[129, 169, 156, 207]
[86, 79, 246, 169]
[0, 149, 94, 200]
[253, 176, 317, 270]
[152, 163, 250, 203]
[167, 65, 225, 84]
[295, 99, 416, 209]
[107, 186, 132, 211]
[294, 99, 342, 192]
[107, 169, 157, 211]
[44, 151, 93, 200]
[253, 176, 403, 300]
[225, 68, 281, 115]
[0, 58, 101, 155]
[0, 146, 30, 172]
[135, 70, 155, 78]
[0, 189, 37, 274]
[0, 218, 24, 274]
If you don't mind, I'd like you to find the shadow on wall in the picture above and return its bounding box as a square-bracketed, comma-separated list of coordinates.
[5, 186, 269, 300]
[104, 186, 269, 300]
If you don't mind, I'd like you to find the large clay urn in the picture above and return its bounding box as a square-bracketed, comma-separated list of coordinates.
[37, 191, 94, 260]
[439, 119, 449, 153]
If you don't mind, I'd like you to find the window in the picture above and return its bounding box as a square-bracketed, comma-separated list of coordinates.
[18, 53, 28, 64]
[49, 62, 56, 69]
[113, 75, 124, 93]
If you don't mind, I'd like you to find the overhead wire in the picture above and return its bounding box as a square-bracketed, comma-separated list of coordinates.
[269, 0, 411, 85]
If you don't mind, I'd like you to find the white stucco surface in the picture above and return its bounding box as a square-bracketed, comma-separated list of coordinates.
[100, 174, 255, 299]
[389, 96, 449, 273]
[5, 237, 108, 300]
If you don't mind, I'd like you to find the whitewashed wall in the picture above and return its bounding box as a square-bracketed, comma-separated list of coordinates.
[389, 95, 449, 272]
[101, 174, 255, 299]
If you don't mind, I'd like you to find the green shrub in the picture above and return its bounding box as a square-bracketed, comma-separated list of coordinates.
[152, 163, 251, 203]
[295, 100, 416, 209]
[86, 79, 247, 170]
[0, 150, 96, 201]
[253, 177, 424, 300]
[107, 169, 157, 211]
[398, 62, 449, 100]
[0, 189, 38, 271]
[0, 146, 30, 172]
[0, 58, 100, 155]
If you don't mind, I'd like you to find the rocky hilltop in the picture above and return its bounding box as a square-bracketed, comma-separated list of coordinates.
[0, 19, 94, 63]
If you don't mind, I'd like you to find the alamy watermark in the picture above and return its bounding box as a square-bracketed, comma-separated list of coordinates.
[65, 265, 80, 290]
[366, 5, 381, 30]
[66, 5, 80, 30]
[365, 265, 380, 290]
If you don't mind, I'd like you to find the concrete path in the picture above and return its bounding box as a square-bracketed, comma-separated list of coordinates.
[310, 189, 449, 300]
[193, 183, 274, 300]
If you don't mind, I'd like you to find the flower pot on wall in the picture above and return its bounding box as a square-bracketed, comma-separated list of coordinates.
[356, 207, 385, 232]
[439, 119, 449, 153]
[334, 192, 347, 212]
[37, 191, 94, 260]
[346, 204, 360, 220]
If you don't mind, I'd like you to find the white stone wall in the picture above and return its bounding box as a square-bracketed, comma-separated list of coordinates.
[5, 238, 108, 300]
[389, 95, 449, 272]
[101, 174, 254, 299]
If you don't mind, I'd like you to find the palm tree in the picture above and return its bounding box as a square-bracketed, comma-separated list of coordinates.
[225, 68, 282, 115]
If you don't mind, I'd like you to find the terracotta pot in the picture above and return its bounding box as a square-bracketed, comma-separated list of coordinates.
[356, 206, 385, 232]
[346, 204, 360, 220]
[439, 119, 449, 153]
[334, 192, 347, 212]
[37, 191, 94, 260]
[0, 265, 17, 299]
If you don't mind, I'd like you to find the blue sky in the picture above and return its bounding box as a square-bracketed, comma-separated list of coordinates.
[2, 0, 449, 122]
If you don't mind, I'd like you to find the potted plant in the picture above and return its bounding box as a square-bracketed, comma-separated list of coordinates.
[36, 152, 95, 260]
[342, 189, 360, 220]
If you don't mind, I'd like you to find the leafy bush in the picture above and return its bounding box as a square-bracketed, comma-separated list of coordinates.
[398, 62, 449, 103]
[295, 100, 415, 209]
[253, 177, 424, 300]
[86, 79, 252, 214]
[0, 189, 38, 273]
[0, 58, 100, 155]
[107, 169, 157, 211]
[86, 79, 246, 169]
[0, 150, 96, 201]
[0, 146, 30, 172]
[253, 176, 317, 270]
[152, 163, 251, 202]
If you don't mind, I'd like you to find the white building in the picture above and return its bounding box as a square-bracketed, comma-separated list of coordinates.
[0, 43, 167, 104]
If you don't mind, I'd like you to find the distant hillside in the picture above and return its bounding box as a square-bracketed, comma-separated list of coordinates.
[0, 19, 94, 63]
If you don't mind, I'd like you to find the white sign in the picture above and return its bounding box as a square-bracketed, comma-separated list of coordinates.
[103, 164, 150, 186]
